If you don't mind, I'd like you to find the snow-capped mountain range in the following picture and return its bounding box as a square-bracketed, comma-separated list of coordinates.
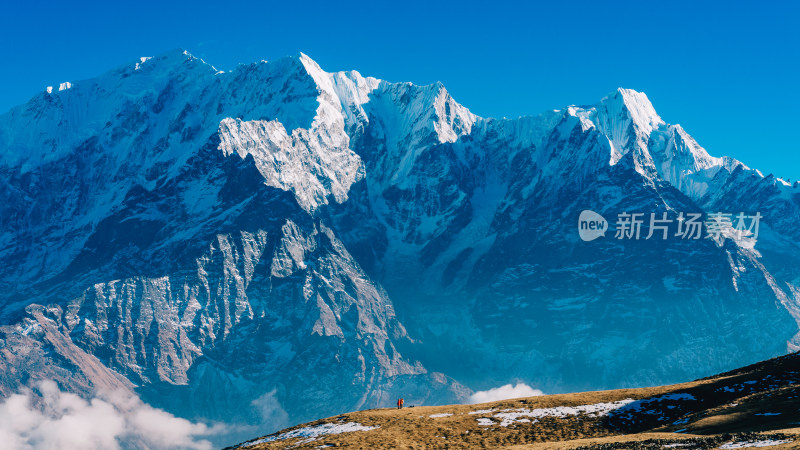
[1, 49, 799, 446]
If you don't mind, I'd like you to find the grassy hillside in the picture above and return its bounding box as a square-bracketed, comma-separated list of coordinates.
[230, 353, 800, 449]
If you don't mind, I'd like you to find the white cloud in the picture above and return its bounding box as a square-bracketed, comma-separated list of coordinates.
[250, 389, 290, 431]
[468, 383, 544, 404]
[0, 381, 217, 449]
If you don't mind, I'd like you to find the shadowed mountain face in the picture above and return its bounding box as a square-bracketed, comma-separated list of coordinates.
[1, 50, 799, 446]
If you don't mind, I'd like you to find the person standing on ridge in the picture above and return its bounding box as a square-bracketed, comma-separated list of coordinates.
[396, 398, 401, 409]
[400, 398, 404, 409]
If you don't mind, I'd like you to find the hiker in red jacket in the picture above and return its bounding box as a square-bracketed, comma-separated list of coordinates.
[396, 398, 401, 409]
[400, 398, 404, 409]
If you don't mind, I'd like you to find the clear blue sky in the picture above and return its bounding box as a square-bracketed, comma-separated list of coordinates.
[2, 0, 798, 180]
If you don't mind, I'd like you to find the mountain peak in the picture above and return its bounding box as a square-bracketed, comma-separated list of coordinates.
[297, 52, 329, 83]
[149, 48, 213, 68]
[608, 87, 664, 133]
[126, 48, 219, 77]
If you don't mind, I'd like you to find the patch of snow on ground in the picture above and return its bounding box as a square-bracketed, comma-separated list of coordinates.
[238, 422, 378, 447]
[429, 413, 453, 418]
[718, 439, 794, 448]
[487, 399, 636, 427]
[476, 418, 495, 426]
[612, 393, 698, 421]
[469, 409, 495, 415]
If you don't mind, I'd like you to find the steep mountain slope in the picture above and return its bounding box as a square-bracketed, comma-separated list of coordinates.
[0, 50, 799, 447]
[0, 51, 467, 444]
[231, 352, 800, 449]
[327, 85, 800, 392]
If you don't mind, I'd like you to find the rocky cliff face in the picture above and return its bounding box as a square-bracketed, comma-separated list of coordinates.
[0, 50, 798, 446]
[327, 85, 800, 395]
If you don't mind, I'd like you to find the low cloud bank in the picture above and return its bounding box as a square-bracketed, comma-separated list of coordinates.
[468, 383, 544, 404]
[0, 381, 217, 449]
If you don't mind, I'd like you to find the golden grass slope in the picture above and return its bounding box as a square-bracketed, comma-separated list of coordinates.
[230, 352, 800, 449]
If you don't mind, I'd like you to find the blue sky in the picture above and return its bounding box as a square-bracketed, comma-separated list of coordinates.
[2, 0, 798, 180]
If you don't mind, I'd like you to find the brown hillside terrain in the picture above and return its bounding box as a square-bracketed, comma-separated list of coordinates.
[230, 352, 800, 449]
